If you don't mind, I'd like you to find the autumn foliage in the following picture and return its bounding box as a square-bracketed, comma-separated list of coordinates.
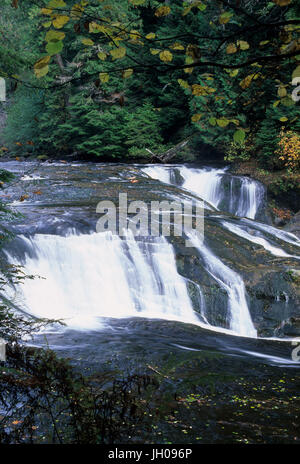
[276, 130, 300, 171]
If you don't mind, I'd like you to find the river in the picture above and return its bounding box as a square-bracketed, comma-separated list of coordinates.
[1, 159, 300, 442]
[0, 160, 299, 367]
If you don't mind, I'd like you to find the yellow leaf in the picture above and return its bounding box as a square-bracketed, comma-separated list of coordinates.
[239, 74, 255, 89]
[237, 40, 250, 50]
[226, 43, 237, 54]
[129, 30, 141, 41]
[34, 56, 51, 69]
[89, 22, 108, 34]
[192, 84, 206, 96]
[123, 68, 133, 78]
[170, 42, 185, 51]
[219, 12, 232, 24]
[41, 8, 52, 15]
[217, 118, 230, 127]
[155, 6, 171, 17]
[184, 56, 194, 73]
[71, 4, 83, 19]
[278, 86, 287, 97]
[34, 55, 51, 78]
[97, 52, 107, 61]
[52, 15, 69, 29]
[229, 69, 239, 77]
[182, 6, 192, 16]
[150, 49, 160, 55]
[82, 38, 94, 46]
[191, 113, 203, 122]
[279, 117, 288, 121]
[292, 65, 300, 79]
[192, 84, 215, 96]
[272, 0, 291, 5]
[159, 50, 173, 62]
[34, 65, 49, 78]
[110, 47, 126, 60]
[146, 33, 156, 40]
[178, 79, 190, 89]
[45, 30, 65, 42]
[99, 72, 109, 83]
[129, 0, 146, 5]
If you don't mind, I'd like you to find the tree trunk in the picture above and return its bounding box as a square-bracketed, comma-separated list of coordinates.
[147, 136, 193, 163]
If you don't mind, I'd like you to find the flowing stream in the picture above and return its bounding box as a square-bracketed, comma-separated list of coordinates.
[6, 231, 200, 330]
[142, 165, 266, 219]
[1, 161, 300, 366]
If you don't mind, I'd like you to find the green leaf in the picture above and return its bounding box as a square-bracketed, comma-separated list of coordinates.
[97, 52, 107, 61]
[280, 96, 295, 107]
[99, 72, 109, 83]
[46, 40, 63, 55]
[178, 79, 190, 89]
[233, 129, 246, 143]
[219, 12, 233, 24]
[216, 118, 230, 128]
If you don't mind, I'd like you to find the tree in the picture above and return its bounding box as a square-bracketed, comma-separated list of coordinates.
[2, 0, 299, 162]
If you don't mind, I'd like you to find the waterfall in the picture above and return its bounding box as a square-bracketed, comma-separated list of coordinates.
[234, 177, 264, 220]
[241, 218, 300, 248]
[142, 165, 265, 220]
[179, 166, 225, 209]
[6, 231, 200, 330]
[142, 166, 174, 185]
[221, 220, 300, 259]
[187, 232, 257, 338]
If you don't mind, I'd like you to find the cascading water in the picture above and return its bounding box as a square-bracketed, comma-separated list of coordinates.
[5, 162, 299, 341]
[234, 177, 263, 220]
[241, 218, 300, 248]
[179, 166, 226, 209]
[143, 165, 265, 220]
[221, 220, 300, 259]
[6, 231, 201, 330]
[142, 166, 174, 185]
[187, 232, 257, 338]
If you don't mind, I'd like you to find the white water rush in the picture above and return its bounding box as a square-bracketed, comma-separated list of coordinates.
[8, 231, 200, 330]
[187, 231, 257, 338]
[143, 165, 265, 220]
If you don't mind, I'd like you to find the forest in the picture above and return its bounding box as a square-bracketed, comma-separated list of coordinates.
[0, 0, 299, 164]
[0, 0, 299, 448]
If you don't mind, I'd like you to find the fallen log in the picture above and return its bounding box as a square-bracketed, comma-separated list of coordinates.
[146, 136, 193, 163]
